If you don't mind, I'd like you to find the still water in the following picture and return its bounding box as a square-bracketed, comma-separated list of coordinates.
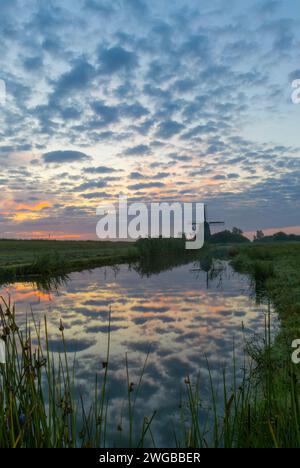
[0, 260, 272, 446]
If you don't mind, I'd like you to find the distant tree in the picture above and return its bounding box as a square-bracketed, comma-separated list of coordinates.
[273, 232, 288, 240]
[253, 231, 300, 243]
[232, 227, 243, 236]
[209, 230, 250, 244]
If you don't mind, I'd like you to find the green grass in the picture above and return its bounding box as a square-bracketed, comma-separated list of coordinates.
[0, 240, 138, 284]
[0, 237, 201, 284]
[227, 242, 300, 446]
[230, 242, 300, 324]
[230, 243, 300, 370]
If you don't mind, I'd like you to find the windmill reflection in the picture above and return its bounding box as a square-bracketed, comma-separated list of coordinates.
[191, 255, 225, 288]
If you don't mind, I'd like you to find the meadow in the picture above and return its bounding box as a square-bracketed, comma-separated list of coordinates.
[0, 239, 138, 284]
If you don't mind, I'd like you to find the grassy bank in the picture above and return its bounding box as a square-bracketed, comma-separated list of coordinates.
[230, 242, 300, 342]
[0, 237, 202, 285]
[228, 242, 300, 447]
[0, 240, 138, 284]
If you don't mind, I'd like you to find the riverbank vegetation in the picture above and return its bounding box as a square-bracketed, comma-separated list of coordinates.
[0, 231, 295, 285]
[227, 242, 300, 446]
[0, 237, 204, 285]
[0, 240, 138, 285]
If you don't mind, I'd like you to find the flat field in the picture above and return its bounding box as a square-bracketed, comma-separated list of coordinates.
[0, 239, 138, 282]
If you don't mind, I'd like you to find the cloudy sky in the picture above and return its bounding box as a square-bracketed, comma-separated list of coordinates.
[0, 0, 300, 239]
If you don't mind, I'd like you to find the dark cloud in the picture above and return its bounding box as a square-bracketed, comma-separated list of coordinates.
[128, 182, 165, 190]
[77, 179, 108, 191]
[42, 150, 91, 164]
[153, 171, 170, 179]
[50, 58, 95, 102]
[173, 78, 196, 93]
[81, 191, 110, 199]
[180, 33, 210, 59]
[48, 338, 96, 353]
[120, 102, 149, 119]
[86, 324, 126, 333]
[129, 171, 147, 180]
[98, 46, 137, 74]
[131, 305, 170, 313]
[60, 107, 82, 120]
[123, 0, 148, 16]
[289, 69, 300, 82]
[258, 1, 280, 14]
[90, 100, 119, 127]
[155, 120, 184, 139]
[84, 0, 115, 15]
[124, 144, 151, 156]
[23, 56, 44, 71]
[83, 166, 118, 174]
[132, 315, 175, 325]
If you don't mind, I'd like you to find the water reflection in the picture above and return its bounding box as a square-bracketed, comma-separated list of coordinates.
[0, 260, 272, 446]
[0, 272, 69, 293]
[134, 252, 197, 277]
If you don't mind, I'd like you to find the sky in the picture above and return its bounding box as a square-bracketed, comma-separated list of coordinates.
[0, 0, 300, 240]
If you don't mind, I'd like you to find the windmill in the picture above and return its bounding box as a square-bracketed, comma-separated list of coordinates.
[189, 205, 225, 288]
[192, 205, 225, 241]
[204, 205, 224, 240]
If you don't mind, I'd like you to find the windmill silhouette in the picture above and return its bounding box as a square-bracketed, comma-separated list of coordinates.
[192, 205, 224, 241]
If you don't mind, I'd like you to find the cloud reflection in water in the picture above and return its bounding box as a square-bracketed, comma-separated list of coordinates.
[0, 261, 272, 446]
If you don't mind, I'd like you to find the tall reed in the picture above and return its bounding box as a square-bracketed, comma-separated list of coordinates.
[0, 298, 154, 448]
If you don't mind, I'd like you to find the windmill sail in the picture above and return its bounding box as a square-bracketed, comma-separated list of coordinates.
[192, 205, 224, 241]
